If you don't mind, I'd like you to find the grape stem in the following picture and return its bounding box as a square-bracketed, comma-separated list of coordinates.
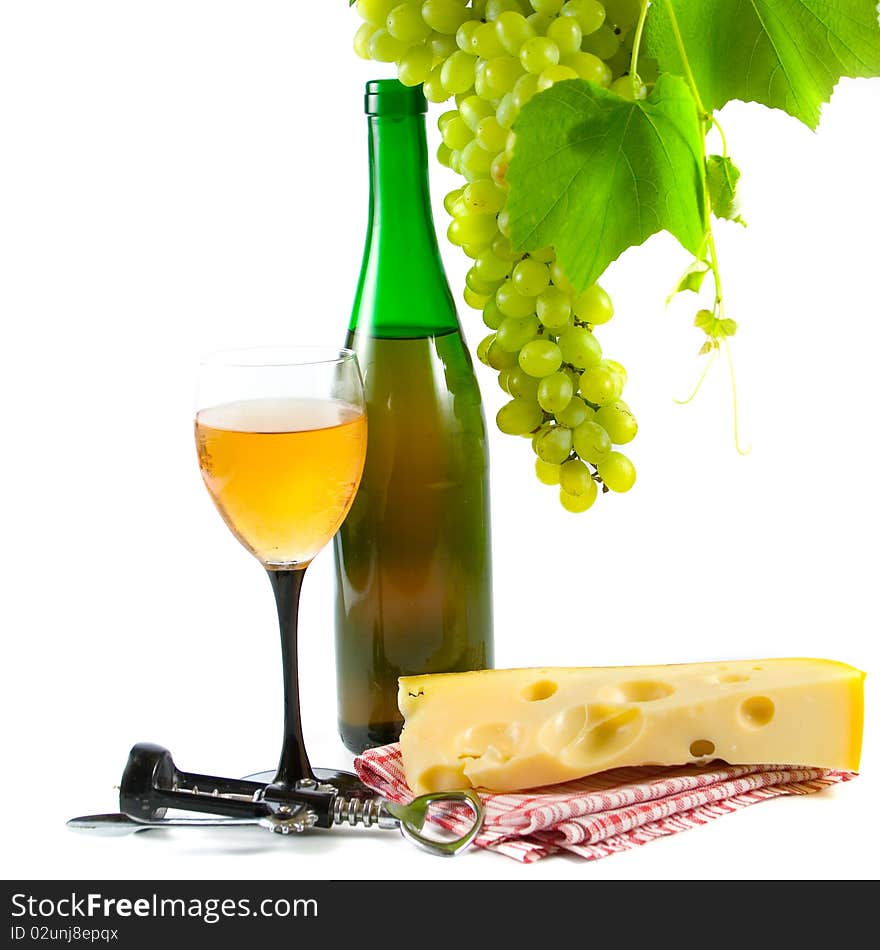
[630, 1, 650, 100]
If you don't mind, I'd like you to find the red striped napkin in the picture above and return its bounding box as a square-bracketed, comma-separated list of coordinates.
[355, 743, 855, 863]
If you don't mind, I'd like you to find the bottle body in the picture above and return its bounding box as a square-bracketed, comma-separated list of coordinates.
[333, 81, 493, 752]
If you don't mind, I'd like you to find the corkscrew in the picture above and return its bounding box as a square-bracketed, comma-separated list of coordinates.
[67, 743, 483, 857]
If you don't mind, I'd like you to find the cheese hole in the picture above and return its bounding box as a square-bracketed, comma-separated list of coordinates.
[602, 680, 675, 703]
[522, 680, 558, 702]
[740, 696, 775, 728]
[752, 666, 763, 671]
[539, 704, 587, 754]
[689, 739, 716, 758]
[708, 672, 750, 685]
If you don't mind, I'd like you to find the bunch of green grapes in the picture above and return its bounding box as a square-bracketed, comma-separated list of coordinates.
[353, 0, 642, 512]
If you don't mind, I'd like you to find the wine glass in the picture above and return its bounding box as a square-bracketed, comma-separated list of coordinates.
[195, 347, 367, 789]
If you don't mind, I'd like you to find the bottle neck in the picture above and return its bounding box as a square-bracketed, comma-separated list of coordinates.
[350, 112, 460, 340]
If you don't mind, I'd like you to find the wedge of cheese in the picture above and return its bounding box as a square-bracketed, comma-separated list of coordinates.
[398, 658, 864, 794]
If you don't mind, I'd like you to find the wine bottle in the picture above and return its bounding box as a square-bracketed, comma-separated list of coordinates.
[334, 79, 494, 753]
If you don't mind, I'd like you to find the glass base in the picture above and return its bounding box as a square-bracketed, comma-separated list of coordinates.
[243, 767, 373, 799]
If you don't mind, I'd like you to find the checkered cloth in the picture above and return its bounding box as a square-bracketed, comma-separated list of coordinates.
[355, 743, 855, 863]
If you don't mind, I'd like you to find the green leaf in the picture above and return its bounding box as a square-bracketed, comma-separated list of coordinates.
[706, 155, 745, 225]
[667, 258, 710, 303]
[507, 75, 707, 293]
[644, 0, 880, 130]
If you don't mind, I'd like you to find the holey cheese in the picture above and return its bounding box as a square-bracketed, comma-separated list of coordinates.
[398, 659, 864, 794]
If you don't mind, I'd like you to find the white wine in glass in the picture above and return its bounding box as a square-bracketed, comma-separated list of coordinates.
[195, 348, 366, 787]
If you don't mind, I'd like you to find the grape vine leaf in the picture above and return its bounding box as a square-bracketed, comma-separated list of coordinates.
[666, 258, 710, 304]
[706, 155, 745, 226]
[644, 0, 880, 130]
[506, 75, 707, 294]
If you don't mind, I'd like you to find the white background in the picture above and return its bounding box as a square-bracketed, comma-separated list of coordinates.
[1, 1, 878, 881]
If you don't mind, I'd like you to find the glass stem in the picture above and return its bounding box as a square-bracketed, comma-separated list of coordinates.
[267, 567, 314, 786]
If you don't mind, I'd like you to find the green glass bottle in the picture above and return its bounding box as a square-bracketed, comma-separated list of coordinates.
[333, 79, 494, 753]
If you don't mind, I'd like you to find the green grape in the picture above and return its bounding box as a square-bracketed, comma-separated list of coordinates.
[558, 325, 602, 369]
[496, 397, 544, 435]
[462, 179, 506, 215]
[559, 458, 593, 495]
[459, 95, 495, 131]
[549, 261, 575, 293]
[492, 233, 520, 261]
[443, 187, 463, 216]
[603, 0, 642, 30]
[535, 459, 562, 485]
[441, 50, 477, 95]
[511, 73, 540, 110]
[519, 36, 560, 73]
[537, 371, 574, 412]
[530, 0, 565, 13]
[536, 286, 572, 329]
[562, 51, 612, 85]
[560, 479, 598, 512]
[495, 10, 535, 55]
[519, 339, 563, 377]
[572, 283, 614, 324]
[442, 114, 474, 149]
[472, 20, 506, 57]
[546, 15, 582, 55]
[512, 258, 550, 297]
[421, 0, 469, 34]
[556, 395, 590, 427]
[603, 358, 627, 385]
[527, 12, 554, 33]
[595, 400, 638, 444]
[579, 364, 623, 405]
[507, 367, 540, 400]
[397, 44, 434, 86]
[560, 0, 605, 35]
[463, 286, 490, 309]
[387, 3, 432, 43]
[456, 19, 481, 51]
[496, 280, 538, 318]
[537, 63, 579, 89]
[487, 0, 527, 17]
[491, 150, 511, 189]
[369, 28, 409, 62]
[572, 419, 611, 463]
[534, 425, 573, 463]
[475, 116, 509, 153]
[581, 24, 620, 60]
[498, 369, 512, 394]
[484, 55, 526, 95]
[447, 213, 498, 247]
[482, 297, 505, 329]
[461, 242, 483, 259]
[496, 207, 512, 236]
[436, 143, 453, 167]
[477, 333, 495, 365]
[467, 267, 502, 296]
[530, 246, 556, 263]
[487, 338, 521, 370]
[598, 451, 636, 492]
[354, 22, 378, 59]
[438, 110, 458, 134]
[357, 0, 399, 27]
[475, 251, 511, 282]
[495, 93, 519, 129]
[610, 75, 648, 100]
[460, 140, 495, 180]
[429, 31, 458, 60]
[496, 314, 540, 351]
[423, 65, 449, 102]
